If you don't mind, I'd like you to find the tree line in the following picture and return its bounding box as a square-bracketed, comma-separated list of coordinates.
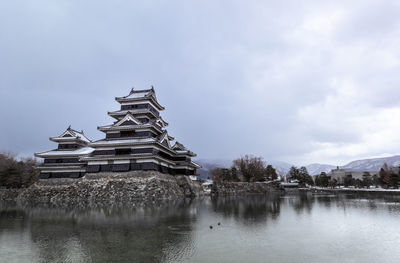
[211, 155, 315, 187]
[313, 168, 400, 189]
[0, 152, 39, 188]
[211, 155, 400, 189]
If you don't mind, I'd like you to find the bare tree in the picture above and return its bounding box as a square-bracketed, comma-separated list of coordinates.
[232, 155, 266, 182]
[0, 152, 40, 188]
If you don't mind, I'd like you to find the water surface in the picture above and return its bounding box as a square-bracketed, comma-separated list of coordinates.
[1, 193, 399, 263]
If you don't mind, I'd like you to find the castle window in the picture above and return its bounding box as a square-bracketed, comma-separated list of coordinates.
[115, 148, 132, 155]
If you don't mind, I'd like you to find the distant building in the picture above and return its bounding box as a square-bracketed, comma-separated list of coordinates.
[35, 87, 200, 179]
[329, 166, 378, 184]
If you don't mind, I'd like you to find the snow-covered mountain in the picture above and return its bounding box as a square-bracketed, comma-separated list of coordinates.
[305, 163, 336, 175]
[341, 155, 400, 172]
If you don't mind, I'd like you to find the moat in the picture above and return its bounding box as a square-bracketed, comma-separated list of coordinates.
[1, 193, 399, 263]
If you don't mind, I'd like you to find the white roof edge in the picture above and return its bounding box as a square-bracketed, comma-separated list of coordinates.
[34, 147, 94, 158]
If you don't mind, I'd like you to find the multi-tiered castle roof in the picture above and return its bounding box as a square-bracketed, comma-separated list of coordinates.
[35, 87, 200, 179]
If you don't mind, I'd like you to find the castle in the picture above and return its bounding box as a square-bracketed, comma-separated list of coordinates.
[35, 87, 200, 179]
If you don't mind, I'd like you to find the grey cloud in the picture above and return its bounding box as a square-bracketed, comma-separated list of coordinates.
[1, 0, 400, 165]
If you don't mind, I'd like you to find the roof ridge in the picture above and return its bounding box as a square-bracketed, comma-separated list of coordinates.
[58, 126, 92, 142]
[123, 87, 153, 98]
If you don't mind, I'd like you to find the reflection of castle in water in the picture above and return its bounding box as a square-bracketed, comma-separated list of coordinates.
[0, 200, 197, 263]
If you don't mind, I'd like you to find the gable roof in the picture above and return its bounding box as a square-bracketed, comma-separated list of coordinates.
[114, 112, 142, 126]
[172, 141, 187, 151]
[50, 126, 91, 143]
[125, 88, 155, 99]
[158, 131, 172, 148]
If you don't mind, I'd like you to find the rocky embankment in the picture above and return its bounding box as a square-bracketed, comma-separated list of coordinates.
[211, 181, 281, 195]
[0, 171, 202, 203]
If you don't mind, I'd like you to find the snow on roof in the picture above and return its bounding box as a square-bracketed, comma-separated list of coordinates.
[114, 112, 141, 126]
[69, 129, 91, 143]
[108, 109, 158, 117]
[175, 149, 197, 157]
[35, 147, 94, 157]
[115, 87, 165, 110]
[191, 161, 202, 168]
[90, 137, 156, 145]
[98, 124, 149, 129]
[158, 131, 172, 148]
[173, 141, 187, 151]
[53, 126, 91, 143]
[118, 88, 155, 100]
[126, 90, 151, 99]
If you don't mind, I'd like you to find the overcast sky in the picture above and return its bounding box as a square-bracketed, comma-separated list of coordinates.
[1, 0, 400, 166]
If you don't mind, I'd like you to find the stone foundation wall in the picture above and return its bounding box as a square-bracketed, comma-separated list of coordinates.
[0, 171, 203, 203]
[211, 181, 281, 195]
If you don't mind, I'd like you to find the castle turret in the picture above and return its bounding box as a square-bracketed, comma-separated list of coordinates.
[34, 127, 93, 178]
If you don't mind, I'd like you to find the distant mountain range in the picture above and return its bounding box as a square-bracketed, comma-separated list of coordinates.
[341, 155, 400, 172]
[195, 155, 400, 179]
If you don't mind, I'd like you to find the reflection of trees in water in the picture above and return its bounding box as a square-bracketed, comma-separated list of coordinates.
[281, 193, 389, 215]
[280, 192, 400, 215]
[311, 193, 400, 213]
[0, 199, 197, 263]
[286, 192, 315, 214]
[339, 193, 400, 212]
[211, 194, 282, 226]
[0, 208, 30, 234]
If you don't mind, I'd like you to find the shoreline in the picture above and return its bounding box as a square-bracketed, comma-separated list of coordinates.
[2, 177, 400, 204]
[310, 187, 400, 195]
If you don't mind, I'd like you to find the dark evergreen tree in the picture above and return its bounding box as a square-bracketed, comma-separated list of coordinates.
[372, 174, 379, 187]
[314, 175, 321, 186]
[389, 172, 399, 188]
[305, 175, 315, 186]
[362, 172, 372, 188]
[265, 165, 278, 180]
[355, 179, 363, 188]
[344, 176, 353, 187]
[230, 167, 240, 182]
[317, 172, 329, 187]
[298, 166, 311, 186]
[379, 168, 390, 188]
[328, 178, 337, 188]
[288, 166, 300, 181]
